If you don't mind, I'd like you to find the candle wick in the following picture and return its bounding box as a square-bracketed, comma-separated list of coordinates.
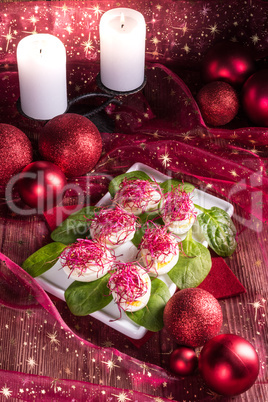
[121, 23, 124, 29]
[40, 49, 42, 54]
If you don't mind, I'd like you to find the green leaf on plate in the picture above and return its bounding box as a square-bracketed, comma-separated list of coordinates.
[160, 179, 195, 194]
[51, 206, 99, 245]
[108, 170, 153, 198]
[131, 219, 164, 247]
[22, 242, 67, 278]
[137, 210, 163, 224]
[168, 230, 212, 289]
[126, 278, 171, 332]
[131, 225, 147, 248]
[196, 206, 237, 257]
[64, 273, 112, 316]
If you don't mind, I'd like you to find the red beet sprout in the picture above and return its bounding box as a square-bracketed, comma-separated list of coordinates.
[108, 262, 149, 312]
[114, 178, 162, 213]
[60, 239, 115, 278]
[161, 186, 196, 223]
[138, 224, 179, 273]
[89, 206, 138, 245]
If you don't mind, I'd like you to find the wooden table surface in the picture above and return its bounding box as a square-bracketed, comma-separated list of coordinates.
[0, 197, 267, 401]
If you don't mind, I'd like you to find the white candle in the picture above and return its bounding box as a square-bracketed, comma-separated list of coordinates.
[17, 34, 67, 120]
[100, 8, 146, 92]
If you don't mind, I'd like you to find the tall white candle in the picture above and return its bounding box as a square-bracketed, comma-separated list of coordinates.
[100, 8, 146, 92]
[17, 34, 67, 120]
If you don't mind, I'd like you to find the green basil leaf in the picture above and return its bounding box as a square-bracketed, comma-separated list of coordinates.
[168, 231, 212, 289]
[160, 179, 195, 194]
[22, 242, 67, 278]
[126, 278, 171, 332]
[64, 273, 112, 316]
[197, 206, 237, 257]
[108, 171, 153, 198]
[51, 206, 99, 245]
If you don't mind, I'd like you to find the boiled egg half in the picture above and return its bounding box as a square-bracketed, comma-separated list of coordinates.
[139, 225, 179, 276]
[61, 239, 115, 282]
[90, 206, 137, 248]
[160, 188, 196, 235]
[113, 179, 162, 215]
[108, 262, 151, 313]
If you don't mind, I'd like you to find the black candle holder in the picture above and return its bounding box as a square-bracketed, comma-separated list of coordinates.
[17, 74, 147, 133]
[96, 73, 147, 97]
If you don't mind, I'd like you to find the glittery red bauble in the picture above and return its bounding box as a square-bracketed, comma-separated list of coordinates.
[170, 347, 198, 376]
[163, 288, 223, 348]
[199, 334, 259, 396]
[201, 41, 255, 87]
[196, 81, 239, 126]
[242, 69, 268, 127]
[0, 124, 33, 186]
[18, 161, 67, 210]
[39, 113, 102, 177]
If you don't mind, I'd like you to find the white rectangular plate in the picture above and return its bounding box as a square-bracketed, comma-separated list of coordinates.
[36, 163, 234, 340]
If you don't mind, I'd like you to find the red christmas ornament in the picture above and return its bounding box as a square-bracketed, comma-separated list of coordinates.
[201, 41, 255, 87]
[39, 113, 102, 177]
[163, 288, 223, 348]
[242, 69, 268, 127]
[199, 334, 259, 396]
[0, 123, 33, 186]
[18, 161, 67, 210]
[196, 81, 239, 126]
[170, 347, 198, 376]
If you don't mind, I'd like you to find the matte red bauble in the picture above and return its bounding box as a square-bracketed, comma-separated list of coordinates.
[242, 69, 268, 127]
[39, 113, 102, 177]
[18, 161, 67, 210]
[170, 347, 198, 376]
[163, 288, 223, 348]
[196, 81, 239, 126]
[199, 334, 259, 396]
[0, 123, 33, 186]
[201, 41, 255, 87]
